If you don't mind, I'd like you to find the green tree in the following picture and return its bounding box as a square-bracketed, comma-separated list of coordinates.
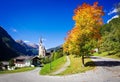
[9, 59, 15, 67]
[100, 17, 120, 55]
[0, 61, 3, 70]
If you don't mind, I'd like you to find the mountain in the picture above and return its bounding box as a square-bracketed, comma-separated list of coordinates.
[26, 43, 38, 55]
[28, 43, 39, 49]
[47, 45, 62, 52]
[0, 26, 27, 61]
[16, 40, 38, 55]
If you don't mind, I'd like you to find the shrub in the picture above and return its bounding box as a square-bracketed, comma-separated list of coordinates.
[43, 56, 50, 64]
[115, 52, 120, 57]
[9, 59, 15, 67]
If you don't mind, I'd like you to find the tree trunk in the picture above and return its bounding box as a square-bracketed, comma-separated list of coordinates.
[81, 55, 84, 67]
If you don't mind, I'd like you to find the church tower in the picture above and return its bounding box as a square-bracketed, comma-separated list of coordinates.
[38, 38, 46, 58]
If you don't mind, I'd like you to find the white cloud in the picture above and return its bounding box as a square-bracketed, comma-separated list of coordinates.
[13, 29, 17, 32]
[11, 28, 17, 32]
[108, 8, 117, 15]
[24, 40, 30, 43]
[107, 15, 119, 23]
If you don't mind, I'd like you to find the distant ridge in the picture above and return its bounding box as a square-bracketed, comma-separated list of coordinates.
[47, 45, 62, 52]
[16, 40, 38, 55]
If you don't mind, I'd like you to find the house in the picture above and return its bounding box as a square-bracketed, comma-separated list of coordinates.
[14, 55, 42, 67]
[0, 61, 9, 70]
[14, 56, 32, 67]
[32, 56, 41, 67]
[94, 48, 98, 52]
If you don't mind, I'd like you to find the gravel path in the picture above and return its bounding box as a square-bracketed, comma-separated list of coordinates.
[0, 56, 120, 82]
[52, 56, 70, 75]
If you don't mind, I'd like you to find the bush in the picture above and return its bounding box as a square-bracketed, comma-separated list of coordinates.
[0, 61, 3, 71]
[9, 59, 15, 67]
[107, 51, 117, 55]
[43, 48, 64, 64]
[43, 56, 50, 64]
[115, 52, 120, 57]
[53, 49, 64, 60]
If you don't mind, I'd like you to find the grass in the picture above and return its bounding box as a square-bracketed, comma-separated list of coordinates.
[40, 56, 66, 75]
[0, 67, 35, 74]
[93, 52, 108, 56]
[93, 52, 120, 60]
[59, 55, 95, 75]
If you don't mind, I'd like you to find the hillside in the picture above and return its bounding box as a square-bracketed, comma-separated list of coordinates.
[0, 26, 38, 61]
[98, 16, 120, 58]
[47, 45, 62, 52]
[0, 26, 27, 60]
[100, 17, 120, 52]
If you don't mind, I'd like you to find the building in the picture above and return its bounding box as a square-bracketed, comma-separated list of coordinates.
[94, 48, 99, 52]
[14, 55, 43, 67]
[13, 38, 47, 68]
[14, 56, 32, 67]
[32, 56, 41, 67]
[0, 61, 9, 70]
[38, 38, 46, 58]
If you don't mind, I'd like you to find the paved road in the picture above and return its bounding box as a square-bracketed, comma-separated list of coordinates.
[0, 56, 120, 82]
[52, 56, 70, 75]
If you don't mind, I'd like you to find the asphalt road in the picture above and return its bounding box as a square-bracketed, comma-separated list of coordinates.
[0, 56, 120, 82]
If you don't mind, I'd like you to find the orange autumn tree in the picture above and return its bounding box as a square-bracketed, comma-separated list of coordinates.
[63, 2, 104, 66]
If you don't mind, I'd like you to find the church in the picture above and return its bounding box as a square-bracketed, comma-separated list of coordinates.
[38, 38, 51, 57]
[32, 38, 47, 67]
[14, 38, 47, 67]
[38, 38, 46, 58]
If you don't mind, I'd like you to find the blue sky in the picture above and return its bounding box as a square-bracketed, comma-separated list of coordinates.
[0, 0, 119, 49]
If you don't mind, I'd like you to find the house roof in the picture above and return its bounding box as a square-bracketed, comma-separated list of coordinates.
[2, 61, 9, 65]
[32, 56, 40, 59]
[15, 62, 25, 64]
[14, 55, 33, 60]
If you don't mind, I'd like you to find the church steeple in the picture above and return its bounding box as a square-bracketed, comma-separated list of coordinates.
[39, 37, 42, 44]
[38, 37, 46, 58]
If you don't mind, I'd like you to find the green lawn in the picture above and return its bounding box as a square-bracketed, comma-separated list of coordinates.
[93, 52, 108, 56]
[0, 67, 35, 74]
[40, 56, 66, 75]
[59, 55, 95, 75]
[93, 52, 120, 60]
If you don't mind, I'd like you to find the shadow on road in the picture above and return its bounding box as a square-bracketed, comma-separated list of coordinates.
[90, 56, 101, 59]
[85, 61, 120, 67]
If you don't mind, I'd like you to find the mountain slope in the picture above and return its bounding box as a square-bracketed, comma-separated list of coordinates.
[16, 40, 38, 55]
[47, 45, 62, 52]
[0, 26, 27, 61]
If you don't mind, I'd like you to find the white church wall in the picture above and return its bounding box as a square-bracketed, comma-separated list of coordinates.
[39, 38, 46, 58]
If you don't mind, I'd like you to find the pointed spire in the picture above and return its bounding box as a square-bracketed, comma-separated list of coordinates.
[39, 37, 42, 44]
[38, 36, 46, 58]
